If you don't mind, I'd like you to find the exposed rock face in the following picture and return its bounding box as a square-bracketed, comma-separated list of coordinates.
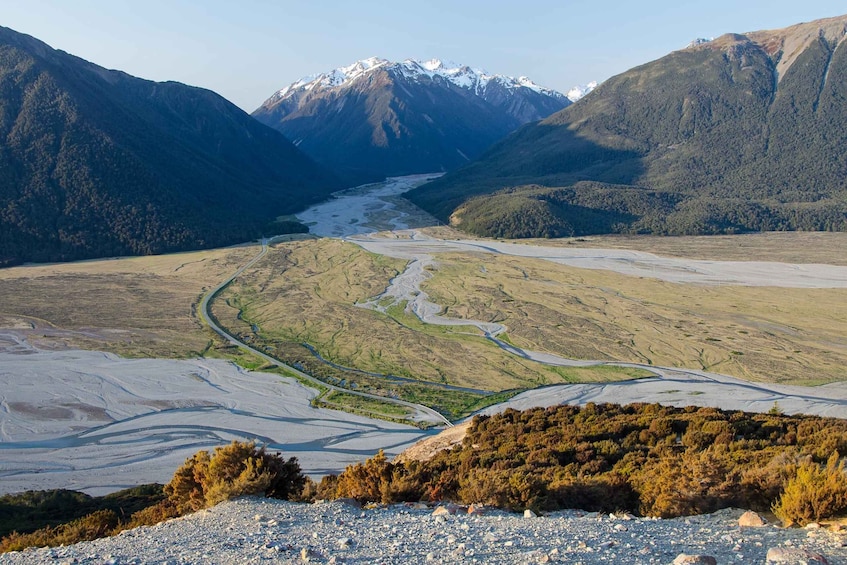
[394, 421, 470, 464]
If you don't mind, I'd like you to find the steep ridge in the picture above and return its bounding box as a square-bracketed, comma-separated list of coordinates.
[252, 58, 572, 184]
[0, 26, 340, 266]
[406, 14, 847, 239]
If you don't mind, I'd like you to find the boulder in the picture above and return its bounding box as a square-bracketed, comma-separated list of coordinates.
[738, 510, 768, 527]
[672, 555, 717, 565]
[766, 547, 829, 564]
[524, 509, 537, 519]
[432, 504, 463, 516]
[335, 498, 362, 508]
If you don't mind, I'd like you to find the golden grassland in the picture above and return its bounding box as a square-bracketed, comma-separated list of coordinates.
[214, 239, 652, 392]
[3, 232, 846, 391]
[218, 233, 847, 387]
[0, 245, 257, 357]
[422, 251, 847, 384]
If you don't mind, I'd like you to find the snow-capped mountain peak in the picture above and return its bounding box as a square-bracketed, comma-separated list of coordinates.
[420, 58, 464, 72]
[566, 81, 598, 102]
[270, 57, 571, 103]
[254, 57, 578, 184]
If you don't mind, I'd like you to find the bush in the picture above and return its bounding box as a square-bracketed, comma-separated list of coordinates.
[0, 510, 120, 553]
[773, 452, 847, 526]
[164, 441, 306, 513]
[0, 442, 306, 553]
[318, 404, 847, 520]
[331, 450, 393, 503]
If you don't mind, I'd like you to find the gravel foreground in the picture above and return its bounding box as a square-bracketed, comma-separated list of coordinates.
[3, 498, 846, 564]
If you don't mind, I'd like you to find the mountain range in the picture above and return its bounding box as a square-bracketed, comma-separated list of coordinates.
[4, 13, 847, 265]
[252, 58, 574, 184]
[407, 15, 847, 238]
[0, 26, 340, 266]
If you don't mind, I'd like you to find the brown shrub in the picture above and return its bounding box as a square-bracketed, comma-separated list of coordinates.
[773, 452, 847, 526]
[333, 450, 393, 503]
[164, 441, 305, 513]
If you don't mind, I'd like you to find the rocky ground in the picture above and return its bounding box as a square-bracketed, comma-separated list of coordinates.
[2, 498, 845, 564]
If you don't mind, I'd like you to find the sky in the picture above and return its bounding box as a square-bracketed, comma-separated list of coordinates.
[3, 1, 846, 112]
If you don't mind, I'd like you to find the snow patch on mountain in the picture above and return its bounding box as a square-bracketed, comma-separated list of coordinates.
[269, 57, 577, 103]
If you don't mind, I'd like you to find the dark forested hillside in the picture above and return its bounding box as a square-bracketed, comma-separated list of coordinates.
[0, 26, 340, 266]
[407, 15, 847, 238]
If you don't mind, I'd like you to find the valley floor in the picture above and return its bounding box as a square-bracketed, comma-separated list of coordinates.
[3, 175, 847, 495]
[0, 337, 428, 496]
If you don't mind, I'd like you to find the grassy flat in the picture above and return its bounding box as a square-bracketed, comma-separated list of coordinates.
[214, 239, 653, 393]
[0, 246, 256, 357]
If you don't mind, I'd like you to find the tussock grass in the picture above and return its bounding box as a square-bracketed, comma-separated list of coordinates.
[219, 235, 847, 388]
[0, 246, 256, 357]
[422, 251, 847, 385]
[214, 240, 652, 392]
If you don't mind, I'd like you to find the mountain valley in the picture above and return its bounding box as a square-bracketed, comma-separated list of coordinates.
[4, 10, 847, 558]
[252, 58, 574, 184]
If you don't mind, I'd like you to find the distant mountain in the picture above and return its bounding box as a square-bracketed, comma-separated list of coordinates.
[0, 26, 340, 266]
[566, 81, 597, 102]
[407, 15, 847, 239]
[252, 58, 572, 185]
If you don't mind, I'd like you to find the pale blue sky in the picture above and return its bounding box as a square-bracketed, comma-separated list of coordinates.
[3, 1, 845, 111]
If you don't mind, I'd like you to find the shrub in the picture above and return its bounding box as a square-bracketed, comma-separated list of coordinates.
[0, 510, 119, 553]
[122, 500, 181, 529]
[318, 404, 847, 520]
[1, 443, 305, 553]
[164, 441, 305, 512]
[773, 452, 847, 526]
[332, 450, 393, 503]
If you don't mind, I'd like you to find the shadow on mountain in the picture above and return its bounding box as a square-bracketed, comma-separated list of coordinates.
[405, 124, 649, 237]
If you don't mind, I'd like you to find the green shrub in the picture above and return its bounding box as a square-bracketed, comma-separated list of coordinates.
[0, 510, 120, 552]
[773, 452, 847, 526]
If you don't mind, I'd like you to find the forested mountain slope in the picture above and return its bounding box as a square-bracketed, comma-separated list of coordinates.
[406, 15, 847, 238]
[0, 26, 340, 265]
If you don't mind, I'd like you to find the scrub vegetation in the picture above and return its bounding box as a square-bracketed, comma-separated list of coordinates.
[0, 442, 305, 553]
[319, 403, 847, 523]
[7, 405, 847, 552]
